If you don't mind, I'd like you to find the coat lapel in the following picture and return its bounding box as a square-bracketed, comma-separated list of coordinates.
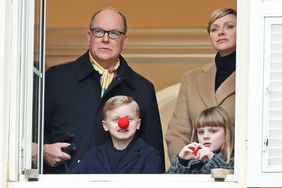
[215, 72, 235, 105]
[97, 142, 112, 173]
[114, 138, 143, 172]
[102, 55, 136, 98]
[197, 64, 217, 107]
[197, 63, 235, 107]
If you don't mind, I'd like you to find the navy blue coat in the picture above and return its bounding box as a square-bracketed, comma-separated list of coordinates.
[44, 51, 165, 173]
[71, 137, 162, 174]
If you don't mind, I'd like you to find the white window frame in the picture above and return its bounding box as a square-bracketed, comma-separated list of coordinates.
[262, 17, 282, 173]
[247, 0, 282, 187]
[2, 0, 253, 188]
[0, 0, 9, 187]
[0, 0, 36, 184]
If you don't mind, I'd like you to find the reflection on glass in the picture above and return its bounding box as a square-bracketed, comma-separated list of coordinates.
[34, 0, 40, 70]
[32, 0, 41, 169]
[32, 72, 39, 169]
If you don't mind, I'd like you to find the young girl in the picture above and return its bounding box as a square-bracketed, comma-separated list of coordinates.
[167, 106, 234, 174]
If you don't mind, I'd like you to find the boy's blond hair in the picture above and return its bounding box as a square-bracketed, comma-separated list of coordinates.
[103, 95, 140, 119]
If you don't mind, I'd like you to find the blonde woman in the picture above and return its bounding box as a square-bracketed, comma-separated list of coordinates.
[166, 8, 236, 162]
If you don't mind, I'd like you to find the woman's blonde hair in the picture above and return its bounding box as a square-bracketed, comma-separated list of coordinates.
[103, 95, 140, 119]
[192, 106, 234, 163]
[207, 8, 237, 33]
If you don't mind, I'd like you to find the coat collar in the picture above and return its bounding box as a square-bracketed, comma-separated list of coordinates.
[114, 137, 145, 171]
[75, 51, 97, 81]
[107, 55, 136, 91]
[96, 137, 146, 173]
[197, 64, 217, 107]
[75, 51, 136, 90]
[215, 71, 235, 105]
[197, 63, 235, 107]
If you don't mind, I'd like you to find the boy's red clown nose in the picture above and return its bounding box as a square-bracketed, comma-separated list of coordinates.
[118, 117, 129, 128]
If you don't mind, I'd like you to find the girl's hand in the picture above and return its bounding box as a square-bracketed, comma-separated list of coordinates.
[179, 142, 200, 160]
[195, 145, 214, 161]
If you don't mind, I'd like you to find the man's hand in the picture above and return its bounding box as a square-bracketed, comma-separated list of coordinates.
[32, 143, 38, 166]
[43, 143, 71, 167]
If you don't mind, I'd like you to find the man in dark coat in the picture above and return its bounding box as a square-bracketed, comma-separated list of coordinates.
[43, 8, 165, 173]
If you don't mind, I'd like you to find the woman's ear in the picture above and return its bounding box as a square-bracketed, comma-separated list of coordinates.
[102, 120, 109, 131]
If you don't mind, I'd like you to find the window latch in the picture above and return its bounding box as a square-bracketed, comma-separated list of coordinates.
[211, 168, 233, 181]
[262, 138, 268, 152]
[23, 169, 39, 181]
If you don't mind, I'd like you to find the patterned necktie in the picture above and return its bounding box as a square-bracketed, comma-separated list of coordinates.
[89, 52, 120, 97]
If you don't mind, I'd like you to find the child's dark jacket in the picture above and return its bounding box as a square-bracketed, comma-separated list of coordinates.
[167, 152, 234, 174]
[71, 137, 162, 174]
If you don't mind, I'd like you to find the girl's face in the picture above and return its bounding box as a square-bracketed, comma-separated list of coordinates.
[197, 126, 225, 152]
[209, 14, 237, 57]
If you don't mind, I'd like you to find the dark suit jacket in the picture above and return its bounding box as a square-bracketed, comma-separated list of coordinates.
[71, 137, 162, 174]
[44, 51, 164, 173]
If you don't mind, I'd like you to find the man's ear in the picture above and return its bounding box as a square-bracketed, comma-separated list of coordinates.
[136, 119, 141, 130]
[102, 120, 109, 131]
[122, 34, 128, 50]
[87, 31, 91, 46]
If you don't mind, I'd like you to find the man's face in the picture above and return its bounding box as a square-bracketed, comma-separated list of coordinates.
[102, 103, 141, 143]
[87, 10, 128, 67]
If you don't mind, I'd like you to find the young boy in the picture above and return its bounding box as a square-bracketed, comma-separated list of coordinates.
[71, 95, 162, 173]
[167, 106, 234, 174]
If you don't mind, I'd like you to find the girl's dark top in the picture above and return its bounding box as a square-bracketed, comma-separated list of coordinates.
[166, 150, 234, 174]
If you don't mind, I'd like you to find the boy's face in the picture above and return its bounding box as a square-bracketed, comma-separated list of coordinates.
[197, 126, 225, 152]
[102, 103, 141, 142]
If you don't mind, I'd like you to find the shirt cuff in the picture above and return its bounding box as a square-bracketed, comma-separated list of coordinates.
[178, 155, 189, 166]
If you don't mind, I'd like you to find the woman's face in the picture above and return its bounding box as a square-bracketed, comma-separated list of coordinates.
[209, 14, 237, 57]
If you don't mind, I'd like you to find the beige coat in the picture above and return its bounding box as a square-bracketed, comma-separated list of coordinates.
[165, 62, 235, 162]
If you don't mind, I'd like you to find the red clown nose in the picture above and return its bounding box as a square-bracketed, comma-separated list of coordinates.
[193, 146, 201, 156]
[118, 117, 129, 128]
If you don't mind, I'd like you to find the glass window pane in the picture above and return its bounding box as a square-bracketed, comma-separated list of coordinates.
[32, 0, 44, 173]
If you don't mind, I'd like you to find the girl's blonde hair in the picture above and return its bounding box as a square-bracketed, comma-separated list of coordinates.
[207, 8, 237, 33]
[192, 106, 234, 162]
